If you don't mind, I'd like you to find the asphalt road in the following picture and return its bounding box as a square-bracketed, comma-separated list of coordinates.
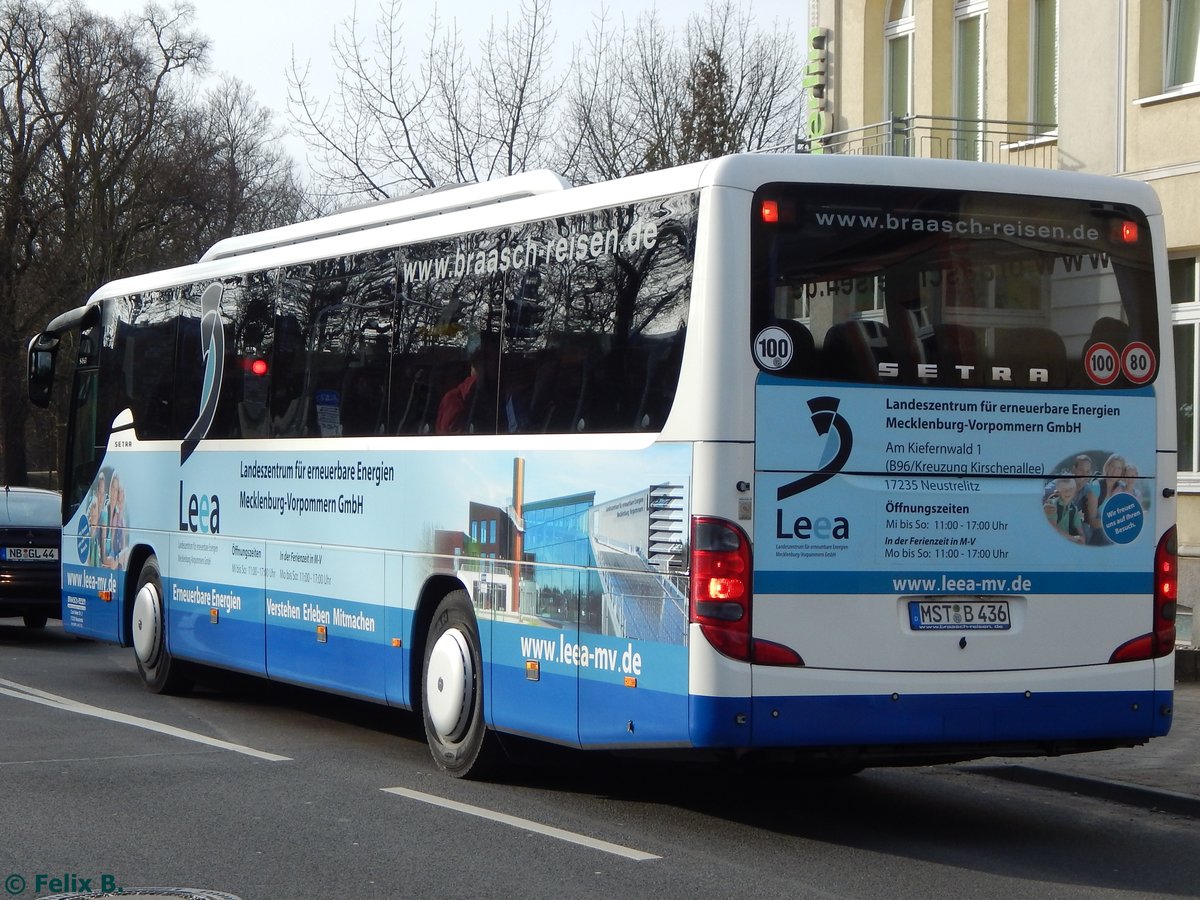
[2, 620, 1198, 900]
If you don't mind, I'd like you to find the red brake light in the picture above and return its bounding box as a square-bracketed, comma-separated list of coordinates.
[251, 358, 269, 376]
[761, 200, 780, 223]
[690, 517, 802, 666]
[1110, 220, 1139, 244]
[1110, 526, 1177, 663]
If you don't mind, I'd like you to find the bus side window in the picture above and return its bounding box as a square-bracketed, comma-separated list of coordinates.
[270, 315, 307, 436]
[635, 330, 686, 430]
[389, 358, 431, 435]
[526, 336, 601, 433]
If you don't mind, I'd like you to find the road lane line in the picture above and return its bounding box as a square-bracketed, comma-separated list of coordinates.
[0, 679, 291, 762]
[381, 786, 661, 861]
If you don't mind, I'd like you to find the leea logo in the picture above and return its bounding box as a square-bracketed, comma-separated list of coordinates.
[776, 396, 853, 500]
[178, 481, 220, 534]
[775, 396, 853, 542]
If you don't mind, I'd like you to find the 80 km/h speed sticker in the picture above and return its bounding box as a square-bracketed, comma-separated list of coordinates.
[1121, 341, 1156, 385]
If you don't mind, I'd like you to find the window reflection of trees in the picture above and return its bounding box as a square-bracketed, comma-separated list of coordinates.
[103, 192, 698, 442]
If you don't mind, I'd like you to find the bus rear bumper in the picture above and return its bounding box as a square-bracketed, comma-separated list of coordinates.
[690, 688, 1173, 758]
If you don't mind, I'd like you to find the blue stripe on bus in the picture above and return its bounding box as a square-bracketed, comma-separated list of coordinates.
[690, 690, 1172, 748]
[753, 570, 1153, 595]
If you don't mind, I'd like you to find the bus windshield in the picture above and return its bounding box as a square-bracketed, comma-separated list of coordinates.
[751, 183, 1158, 390]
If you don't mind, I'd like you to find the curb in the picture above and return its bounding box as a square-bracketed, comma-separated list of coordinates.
[971, 765, 1200, 819]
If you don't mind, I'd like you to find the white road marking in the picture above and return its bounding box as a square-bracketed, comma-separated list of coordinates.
[382, 785, 662, 861]
[0, 678, 291, 762]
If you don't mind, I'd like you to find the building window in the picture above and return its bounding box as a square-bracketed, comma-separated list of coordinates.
[955, 1, 987, 160]
[886, 0, 914, 154]
[1171, 256, 1200, 474]
[1167, 0, 1200, 88]
[1031, 0, 1058, 130]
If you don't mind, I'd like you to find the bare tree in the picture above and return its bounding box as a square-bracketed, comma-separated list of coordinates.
[0, 0, 205, 481]
[202, 76, 306, 242]
[288, 0, 561, 202]
[565, 0, 803, 181]
[477, 0, 560, 179]
[1, 1, 306, 483]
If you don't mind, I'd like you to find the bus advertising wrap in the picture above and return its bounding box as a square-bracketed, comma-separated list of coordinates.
[62, 437, 693, 747]
[754, 377, 1158, 598]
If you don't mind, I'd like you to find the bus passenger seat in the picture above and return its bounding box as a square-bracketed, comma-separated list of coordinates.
[765, 319, 815, 377]
[993, 326, 1067, 387]
[820, 320, 887, 382]
[929, 324, 980, 385]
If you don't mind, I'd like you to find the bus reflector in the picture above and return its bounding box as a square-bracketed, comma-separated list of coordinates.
[690, 517, 803, 666]
[317, 625, 328, 643]
[1110, 526, 1177, 663]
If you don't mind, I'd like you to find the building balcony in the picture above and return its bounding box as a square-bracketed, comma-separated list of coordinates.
[800, 115, 1059, 169]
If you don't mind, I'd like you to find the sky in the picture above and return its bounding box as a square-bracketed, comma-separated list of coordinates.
[80, 0, 812, 168]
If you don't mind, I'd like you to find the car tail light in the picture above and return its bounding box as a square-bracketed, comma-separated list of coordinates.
[690, 517, 803, 666]
[1109, 526, 1177, 663]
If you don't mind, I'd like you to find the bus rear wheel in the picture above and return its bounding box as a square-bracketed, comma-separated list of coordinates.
[131, 556, 191, 695]
[421, 589, 500, 778]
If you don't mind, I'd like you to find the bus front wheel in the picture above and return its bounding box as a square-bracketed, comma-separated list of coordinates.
[131, 556, 191, 695]
[421, 590, 499, 778]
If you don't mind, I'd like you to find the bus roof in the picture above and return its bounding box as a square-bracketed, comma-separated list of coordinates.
[199, 169, 574, 263]
[87, 153, 1163, 305]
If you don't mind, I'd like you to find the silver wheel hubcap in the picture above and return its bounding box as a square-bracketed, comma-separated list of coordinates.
[132, 580, 162, 666]
[426, 628, 473, 740]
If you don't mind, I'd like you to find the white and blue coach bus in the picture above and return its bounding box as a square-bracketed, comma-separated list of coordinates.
[29, 154, 1177, 777]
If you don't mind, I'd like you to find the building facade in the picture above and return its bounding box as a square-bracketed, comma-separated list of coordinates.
[807, 0, 1200, 644]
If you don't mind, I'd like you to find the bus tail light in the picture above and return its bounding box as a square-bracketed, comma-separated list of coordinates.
[1109, 526, 1177, 663]
[690, 517, 803, 666]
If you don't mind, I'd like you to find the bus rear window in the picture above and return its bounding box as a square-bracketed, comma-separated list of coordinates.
[750, 184, 1158, 390]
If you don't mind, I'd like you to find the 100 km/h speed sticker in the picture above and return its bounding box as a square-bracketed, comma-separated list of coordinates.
[1084, 342, 1119, 386]
[753, 326, 794, 371]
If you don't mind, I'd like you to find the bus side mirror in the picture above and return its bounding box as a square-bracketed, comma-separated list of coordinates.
[28, 332, 60, 408]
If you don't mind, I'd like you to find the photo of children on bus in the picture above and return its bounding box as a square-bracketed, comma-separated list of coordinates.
[80, 467, 130, 570]
[1043, 451, 1149, 545]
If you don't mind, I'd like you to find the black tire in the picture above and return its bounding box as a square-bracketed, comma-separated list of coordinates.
[131, 556, 191, 695]
[420, 589, 501, 778]
[22, 613, 48, 629]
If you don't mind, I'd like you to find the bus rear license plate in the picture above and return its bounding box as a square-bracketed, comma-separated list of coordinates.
[908, 599, 1010, 631]
[1, 546, 58, 561]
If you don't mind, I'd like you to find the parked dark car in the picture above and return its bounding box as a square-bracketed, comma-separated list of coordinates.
[0, 486, 62, 628]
